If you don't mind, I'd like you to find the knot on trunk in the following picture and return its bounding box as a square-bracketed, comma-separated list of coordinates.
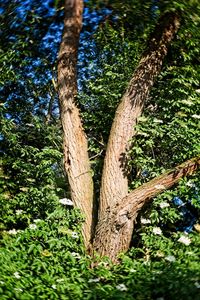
[114, 209, 131, 232]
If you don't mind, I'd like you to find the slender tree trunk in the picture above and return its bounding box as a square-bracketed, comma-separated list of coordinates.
[99, 12, 180, 217]
[57, 0, 94, 247]
[93, 156, 200, 262]
[46, 91, 54, 124]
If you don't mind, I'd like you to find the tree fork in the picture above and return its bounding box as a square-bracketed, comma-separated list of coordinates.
[93, 156, 200, 261]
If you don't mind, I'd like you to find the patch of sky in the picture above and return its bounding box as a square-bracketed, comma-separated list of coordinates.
[4, 113, 13, 120]
[34, 0, 56, 17]
[0, 7, 4, 15]
[41, 22, 63, 59]
[173, 193, 199, 233]
[151, 0, 159, 18]
[8, 35, 17, 42]
[15, 0, 32, 21]
[78, 6, 112, 89]
[32, 58, 42, 67]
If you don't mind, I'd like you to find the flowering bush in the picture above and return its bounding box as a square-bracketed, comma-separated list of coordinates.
[0, 175, 200, 300]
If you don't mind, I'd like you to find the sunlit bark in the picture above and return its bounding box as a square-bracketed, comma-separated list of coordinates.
[93, 156, 200, 261]
[57, 0, 94, 247]
[99, 12, 180, 217]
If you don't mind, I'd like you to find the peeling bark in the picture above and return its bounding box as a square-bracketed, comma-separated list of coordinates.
[93, 156, 200, 262]
[99, 12, 180, 216]
[57, 0, 94, 246]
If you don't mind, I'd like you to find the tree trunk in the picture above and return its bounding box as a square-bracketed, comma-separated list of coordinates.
[57, 0, 94, 247]
[93, 156, 200, 262]
[57, 3, 200, 262]
[99, 12, 180, 217]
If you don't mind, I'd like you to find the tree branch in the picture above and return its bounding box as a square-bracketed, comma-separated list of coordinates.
[93, 156, 200, 261]
[99, 12, 180, 217]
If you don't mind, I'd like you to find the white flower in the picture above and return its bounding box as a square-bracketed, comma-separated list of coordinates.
[88, 278, 100, 283]
[26, 123, 34, 127]
[159, 202, 170, 209]
[194, 282, 200, 289]
[14, 288, 23, 292]
[56, 278, 65, 283]
[181, 100, 193, 106]
[59, 198, 74, 206]
[137, 131, 149, 137]
[153, 227, 162, 235]
[154, 271, 163, 274]
[186, 181, 196, 188]
[51, 285, 56, 289]
[154, 184, 165, 190]
[156, 251, 165, 258]
[153, 118, 163, 123]
[33, 219, 42, 223]
[178, 235, 191, 246]
[141, 218, 151, 224]
[16, 210, 23, 215]
[71, 252, 81, 259]
[71, 231, 79, 239]
[116, 283, 128, 291]
[165, 255, 176, 262]
[8, 229, 18, 235]
[192, 114, 200, 119]
[29, 224, 37, 230]
[14, 272, 21, 279]
[129, 268, 137, 273]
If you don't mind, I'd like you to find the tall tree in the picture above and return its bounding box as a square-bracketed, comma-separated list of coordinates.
[57, 0, 200, 261]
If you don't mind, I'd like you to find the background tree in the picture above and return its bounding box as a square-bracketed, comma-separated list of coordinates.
[0, 0, 65, 231]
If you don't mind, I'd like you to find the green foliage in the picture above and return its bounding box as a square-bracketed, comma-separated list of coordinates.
[81, 25, 141, 139]
[0, 206, 88, 299]
[0, 0, 64, 232]
[0, 0, 200, 299]
[128, 2, 200, 188]
[0, 186, 200, 299]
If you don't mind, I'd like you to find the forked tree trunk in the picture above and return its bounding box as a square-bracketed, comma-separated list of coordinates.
[93, 156, 200, 261]
[57, 0, 94, 247]
[58, 2, 200, 262]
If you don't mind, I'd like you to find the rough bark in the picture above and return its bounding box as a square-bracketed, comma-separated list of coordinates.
[93, 156, 200, 262]
[99, 12, 180, 216]
[57, 0, 94, 247]
[57, 4, 199, 262]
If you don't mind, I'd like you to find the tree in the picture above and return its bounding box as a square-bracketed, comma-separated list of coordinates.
[57, 0, 200, 261]
[0, 0, 65, 231]
[0, 1, 200, 298]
